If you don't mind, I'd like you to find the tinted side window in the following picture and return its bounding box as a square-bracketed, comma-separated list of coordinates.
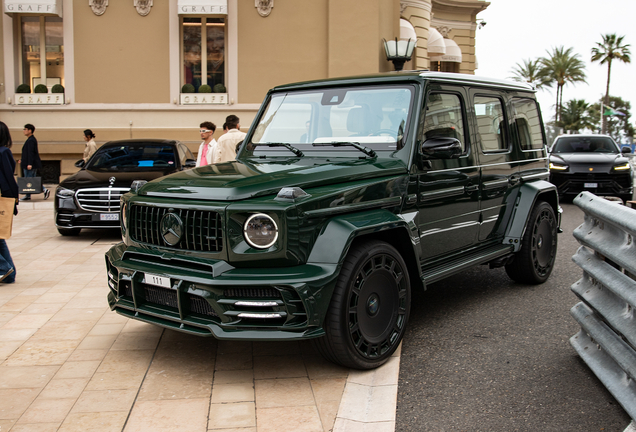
[511, 98, 543, 150]
[421, 93, 466, 153]
[177, 143, 195, 165]
[474, 96, 507, 152]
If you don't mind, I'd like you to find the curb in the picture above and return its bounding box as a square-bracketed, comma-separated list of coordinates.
[333, 344, 401, 431]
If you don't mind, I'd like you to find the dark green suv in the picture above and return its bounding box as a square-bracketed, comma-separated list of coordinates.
[106, 72, 560, 369]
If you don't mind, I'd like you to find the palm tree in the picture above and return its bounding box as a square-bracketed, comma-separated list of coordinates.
[591, 34, 631, 133]
[540, 47, 587, 123]
[557, 99, 595, 133]
[510, 59, 551, 89]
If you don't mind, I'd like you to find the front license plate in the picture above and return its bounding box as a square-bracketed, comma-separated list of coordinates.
[144, 273, 171, 289]
[100, 213, 119, 221]
[584, 182, 598, 188]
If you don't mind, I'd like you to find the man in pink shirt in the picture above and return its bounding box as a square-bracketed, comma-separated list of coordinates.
[195, 121, 217, 167]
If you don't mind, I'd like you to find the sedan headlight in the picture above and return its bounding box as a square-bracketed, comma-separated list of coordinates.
[55, 186, 75, 198]
[613, 163, 631, 171]
[244, 213, 278, 249]
[549, 162, 568, 171]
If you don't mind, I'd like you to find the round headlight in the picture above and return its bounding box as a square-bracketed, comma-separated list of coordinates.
[244, 213, 278, 249]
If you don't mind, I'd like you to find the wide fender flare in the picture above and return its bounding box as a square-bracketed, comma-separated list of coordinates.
[504, 180, 559, 252]
[307, 208, 417, 266]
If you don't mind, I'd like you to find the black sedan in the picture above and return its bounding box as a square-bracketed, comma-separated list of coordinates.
[549, 134, 633, 202]
[55, 139, 196, 235]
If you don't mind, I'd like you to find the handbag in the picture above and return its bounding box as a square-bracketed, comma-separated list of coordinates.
[0, 197, 15, 239]
[18, 177, 42, 194]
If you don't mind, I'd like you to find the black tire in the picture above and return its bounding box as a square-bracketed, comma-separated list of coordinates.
[57, 227, 81, 236]
[312, 239, 411, 369]
[505, 201, 557, 284]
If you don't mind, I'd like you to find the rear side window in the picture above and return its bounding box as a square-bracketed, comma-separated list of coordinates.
[474, 96, 507, 152]
[511, 98, 544, 150]
[177, 143, 195, 165]
[421, 93, 466, 153]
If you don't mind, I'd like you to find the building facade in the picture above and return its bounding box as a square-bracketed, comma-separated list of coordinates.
[1, 0, 488, 181]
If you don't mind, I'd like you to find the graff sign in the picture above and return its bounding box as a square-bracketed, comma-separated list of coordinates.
[16, 94, 64, 105]
[4, 2, 59, 14]
[180, 93, 227, 105]
[179, 5, 227, 14]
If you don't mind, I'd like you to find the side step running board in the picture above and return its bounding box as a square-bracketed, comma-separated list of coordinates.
[421, 244, 514, 285]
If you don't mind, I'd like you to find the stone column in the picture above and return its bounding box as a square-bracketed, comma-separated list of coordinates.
[400, 0, 432, 70]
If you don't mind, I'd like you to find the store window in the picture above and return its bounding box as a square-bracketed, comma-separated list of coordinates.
[20, 16, 64, 92]
[429, 61, 460, 73]
[182, 17, 225, 93]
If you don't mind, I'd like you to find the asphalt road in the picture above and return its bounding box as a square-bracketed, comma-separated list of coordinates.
[396, 202, 632, 432]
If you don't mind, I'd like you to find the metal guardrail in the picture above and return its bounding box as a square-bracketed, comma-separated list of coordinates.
[570, 191, 636, 421]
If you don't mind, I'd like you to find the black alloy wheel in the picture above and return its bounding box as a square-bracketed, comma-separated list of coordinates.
[505, 201, 558, 284]
[313, 239, 411, 369]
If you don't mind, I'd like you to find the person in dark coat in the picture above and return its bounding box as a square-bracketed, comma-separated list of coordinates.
[0, 121, 18, 283]
[19, 123, 49, 201]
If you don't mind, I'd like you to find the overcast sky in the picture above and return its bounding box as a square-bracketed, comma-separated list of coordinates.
[474, 0, 634, 126]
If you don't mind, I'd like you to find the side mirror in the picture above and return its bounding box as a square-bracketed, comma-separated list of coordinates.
[621, 146, 632, 155]
[184, 159, 197, 168]
[421, 137, 462, 159]
[75, 159, 86, 168]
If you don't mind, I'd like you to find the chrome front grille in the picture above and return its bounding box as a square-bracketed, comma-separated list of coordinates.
[76, 187, 129, 212]
[129, 205, 223, 252]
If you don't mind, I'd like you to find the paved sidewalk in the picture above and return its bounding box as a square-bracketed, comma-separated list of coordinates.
[0, 200, 400, 432]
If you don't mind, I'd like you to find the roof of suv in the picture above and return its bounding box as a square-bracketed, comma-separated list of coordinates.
[273, 70, 535, 93]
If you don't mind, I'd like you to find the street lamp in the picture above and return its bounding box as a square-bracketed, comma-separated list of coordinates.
[383, 37, 416, 71]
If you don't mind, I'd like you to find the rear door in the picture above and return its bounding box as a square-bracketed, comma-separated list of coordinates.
[415, 85, 481, 263]
[469, 90, 518, 241]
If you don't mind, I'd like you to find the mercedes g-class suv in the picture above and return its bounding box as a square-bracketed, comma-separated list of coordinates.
[106, 71, 560, 369]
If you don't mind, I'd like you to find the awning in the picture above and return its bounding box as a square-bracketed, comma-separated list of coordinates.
[400, 19, 417, 41]
[178, 0, 227, 14]
[4, 0, 62, 17]
[430, 38, 462, 63]
[427, 28, 445, 55]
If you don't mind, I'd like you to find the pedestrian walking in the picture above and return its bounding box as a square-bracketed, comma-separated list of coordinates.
[214, 115, 245, 163]
[196, 121, 217, 167]
[83, 129, 97, 163]
[18, 123, 49, 201]
[0, 121, 18, 283]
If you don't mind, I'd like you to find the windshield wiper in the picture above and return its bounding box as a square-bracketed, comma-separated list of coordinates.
[312, 141, 377, 158]
[252, 142, 304, 157]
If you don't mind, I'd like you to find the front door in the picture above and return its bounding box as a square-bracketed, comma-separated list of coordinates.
[415, 87, 481, 263]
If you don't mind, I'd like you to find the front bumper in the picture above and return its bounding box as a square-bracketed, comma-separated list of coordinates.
[105, 243, 339, 340]
[56, 209, 121, 229]
[549, 172, 632, 198]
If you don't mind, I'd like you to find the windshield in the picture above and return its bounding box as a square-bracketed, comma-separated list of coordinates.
[87, 144, 177, 172]
[246, 85, 414, 157]
[552, 136, 619, 154]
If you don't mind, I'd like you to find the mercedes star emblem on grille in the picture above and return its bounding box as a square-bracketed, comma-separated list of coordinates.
[109, 176, 116, 185]
[160, 213, 183, 246]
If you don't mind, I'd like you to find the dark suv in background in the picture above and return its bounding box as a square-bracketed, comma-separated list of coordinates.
[55, 139, 195, 236]
[549, 134, 633, 202]
[106, 72, 560, 369]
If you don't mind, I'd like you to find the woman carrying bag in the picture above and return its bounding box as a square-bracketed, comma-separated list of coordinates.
[0, 121, 18, 283]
